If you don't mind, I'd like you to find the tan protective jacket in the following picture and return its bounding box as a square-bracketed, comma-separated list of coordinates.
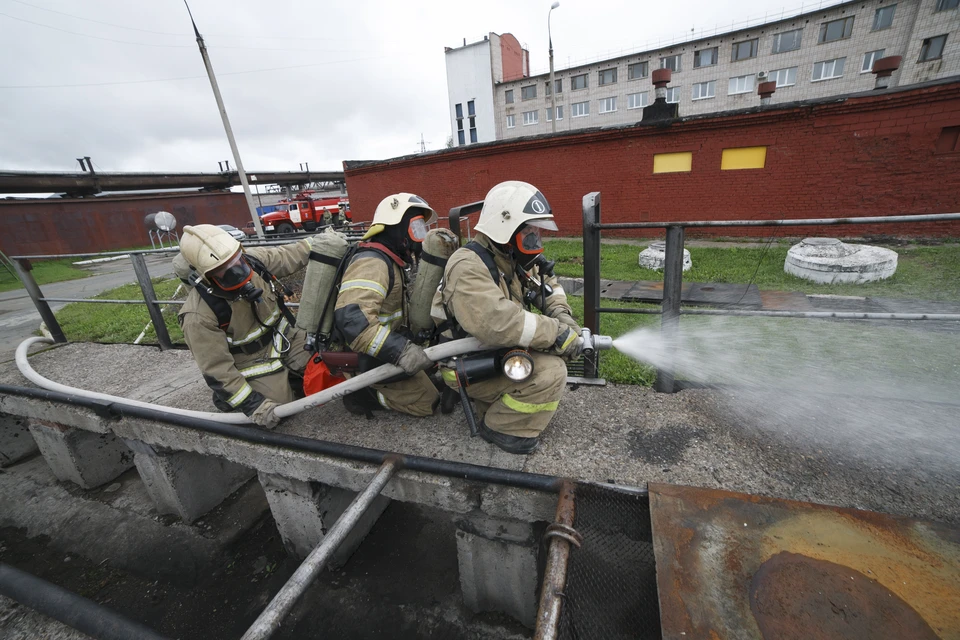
[178, 240, 311, 415]
[333, 243, 410, 364]
[433, 233, 573, 350]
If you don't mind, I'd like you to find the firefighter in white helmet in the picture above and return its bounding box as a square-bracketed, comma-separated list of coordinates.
[432, 181, 582, 454]
[176, 224, 312, 428]
[333, 193, 440, 417]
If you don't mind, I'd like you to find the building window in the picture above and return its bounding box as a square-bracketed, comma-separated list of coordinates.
[769, 67, 798, 87]
[505, 90, 514, 104]
[455, 103, 464, 145]
[522, 110, 539, 125]
[571, 74, 588, 90]
[692, 80, 716, 100]
[546, 105, 564, 121]
[862, 49, 885, 73]
[873, 5, 896, 30]
[470, 128, 477, 143]
[721, 147, 767, 170]
[812, 57, 846, 81]
[627, 92, 649, 109]
[599, 96, 617, 113]
[599, 68, 618, 85]
[728, 74, 754, 94]
[660, 55, 681, 72]
[732, 38, 759, 61]
[467, 100, 475, 116]
[935, 0, 958, 11]
[545, 79, 563, 95]
[919, 35, 948, 61]
[628, 61, 649, 79]
[819, 16, 854, 43]
[665, 87, 680, 103]
[521, 85, 537, 100]
[772, 29, 802, 53]
[506, 114, 515, 129]
[694, 47, 718, 68]
[571, 101, 589, 117]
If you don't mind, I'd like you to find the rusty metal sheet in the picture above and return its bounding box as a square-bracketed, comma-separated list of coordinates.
[649, 483, 960, 640]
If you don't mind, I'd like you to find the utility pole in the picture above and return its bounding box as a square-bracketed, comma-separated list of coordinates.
[184, 1, 265, 239]
[548, 2, 560, 134]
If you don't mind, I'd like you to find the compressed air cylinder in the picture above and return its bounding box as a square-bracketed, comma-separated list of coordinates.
[296, 229, 350, 343]
[409, 228, 460, 336]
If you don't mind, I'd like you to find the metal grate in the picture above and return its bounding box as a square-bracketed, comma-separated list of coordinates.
[557, 483, 661, 640]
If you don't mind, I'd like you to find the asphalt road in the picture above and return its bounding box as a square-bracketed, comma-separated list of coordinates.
[0, 254, 175, 363]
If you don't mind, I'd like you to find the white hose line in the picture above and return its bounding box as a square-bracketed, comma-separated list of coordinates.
[16, 337, 250, 424]
[276, 337, 485, 417]
[15, 336, 486, 425]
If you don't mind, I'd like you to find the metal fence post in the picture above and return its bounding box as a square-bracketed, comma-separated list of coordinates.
[655, 225, 684, 393]
[581, 192, 602, 379]
[130, 254, 173, 350]
[13, 259, 67, 343]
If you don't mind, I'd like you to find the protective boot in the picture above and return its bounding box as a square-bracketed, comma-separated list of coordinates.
[342, 387, 383, 419]
[477, 419, 540, 455]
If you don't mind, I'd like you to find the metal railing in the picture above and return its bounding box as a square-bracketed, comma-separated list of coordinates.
[9, 223, 367, 350]
[580, 192, 960, 391]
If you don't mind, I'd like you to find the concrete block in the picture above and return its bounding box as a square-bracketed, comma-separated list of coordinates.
[0, 413, 38, 467]
[28, 420, 133, 489]
[126, 440, 256, 524]
[259, 472, 390, 565]
[455, 511, 540, 628]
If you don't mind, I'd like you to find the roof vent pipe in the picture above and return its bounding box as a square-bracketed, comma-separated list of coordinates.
[871, 56, 901, 90]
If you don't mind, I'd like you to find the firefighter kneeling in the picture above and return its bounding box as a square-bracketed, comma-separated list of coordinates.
[175, 224, 312, 429]
[432, 181, 582, 454]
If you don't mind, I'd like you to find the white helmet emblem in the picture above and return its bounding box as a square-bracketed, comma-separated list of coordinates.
[531, 198, 546, 214]
[391, 197, 399, 209]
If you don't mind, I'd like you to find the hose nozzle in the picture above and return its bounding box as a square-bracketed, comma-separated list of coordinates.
[579, 328, 614, 356]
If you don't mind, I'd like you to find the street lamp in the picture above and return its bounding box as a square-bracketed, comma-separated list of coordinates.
[548, 1, 560, 133]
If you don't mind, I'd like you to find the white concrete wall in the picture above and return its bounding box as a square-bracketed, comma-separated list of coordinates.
[493, 0, 959, 139]
[444, 39, 497, 146]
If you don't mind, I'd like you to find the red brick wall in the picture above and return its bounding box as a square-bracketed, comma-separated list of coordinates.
[344, 82, 960, 238]
[0, 191, 249, 256]
[499, 33, 525, 83]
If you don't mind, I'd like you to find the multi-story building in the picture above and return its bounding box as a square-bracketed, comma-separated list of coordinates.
[444, 0, 959, 144]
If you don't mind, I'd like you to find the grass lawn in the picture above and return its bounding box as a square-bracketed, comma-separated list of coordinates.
[545, 239, 960, 301]
[50, 238, 960, 387]
[0, 259, 91, 294]
[53, 278, 186, 344]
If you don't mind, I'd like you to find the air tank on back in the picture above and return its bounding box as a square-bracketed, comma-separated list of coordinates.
[409, 228, 460, 337]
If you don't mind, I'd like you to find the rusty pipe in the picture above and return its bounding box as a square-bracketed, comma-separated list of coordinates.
[534, 481, 578, 640]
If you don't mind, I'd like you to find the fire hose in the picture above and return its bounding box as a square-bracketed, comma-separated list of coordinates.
[15, 332, 612, 425]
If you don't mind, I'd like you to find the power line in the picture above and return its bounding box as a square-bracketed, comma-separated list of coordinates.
[0, 12, 193, 47]
[0, 55, 402, 89]
[5, 0, 357, 42]
[0, 10, 363, 53]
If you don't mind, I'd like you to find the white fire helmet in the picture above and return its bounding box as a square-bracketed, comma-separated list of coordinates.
[361, 193, 437, 241]
[179, 224, 242, 278]
[473, 181, 558, 245]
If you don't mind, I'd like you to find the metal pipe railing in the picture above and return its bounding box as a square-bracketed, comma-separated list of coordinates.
[580, 192, 960, 390]
[241, 461, 398, 640]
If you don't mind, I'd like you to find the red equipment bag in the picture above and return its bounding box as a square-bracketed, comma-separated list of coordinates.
[303, 356, 347, 395]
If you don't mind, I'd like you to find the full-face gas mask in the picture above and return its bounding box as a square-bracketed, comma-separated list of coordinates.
[510, 224, 547, 271]
[209, 251, 263, 303]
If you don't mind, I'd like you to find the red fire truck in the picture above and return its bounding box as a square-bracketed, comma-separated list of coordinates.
[259, 193, 351, 234]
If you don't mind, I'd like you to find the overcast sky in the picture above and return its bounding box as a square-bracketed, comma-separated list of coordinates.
[0, 0, 845, 174]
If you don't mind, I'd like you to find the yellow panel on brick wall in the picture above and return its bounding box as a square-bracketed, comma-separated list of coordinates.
[721, 146, 767, 170]
[652, 152, 693, 174]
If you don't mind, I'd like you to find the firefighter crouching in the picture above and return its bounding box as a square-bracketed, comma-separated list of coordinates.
[333, 193, 440, 417]
[432, 181, 582, 454]
[176, 224, 312, 429]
